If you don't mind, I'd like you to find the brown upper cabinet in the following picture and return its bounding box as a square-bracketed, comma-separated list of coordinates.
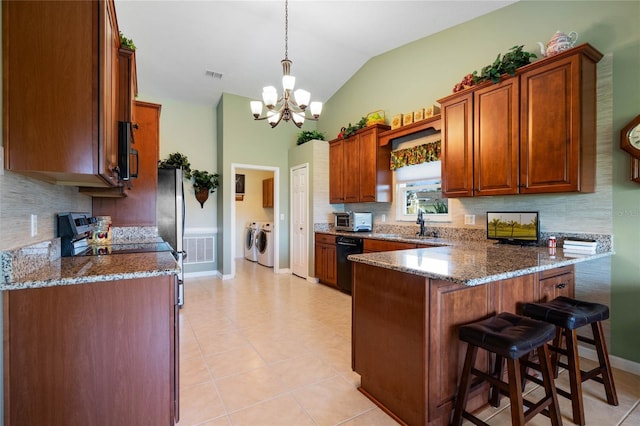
[118, 47, 139, 123]
[329, 124, 391, 204]
[262, 177, 274, 208]
[3, 0, 121, 187]
[438, 44, 603, 197]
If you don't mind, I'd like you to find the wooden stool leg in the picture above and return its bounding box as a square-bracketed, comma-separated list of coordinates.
[550, 326, 562, 378]
[592, 321, 619, 406]
[506, 358, 526, 426]
[537, 344, 562, 426]
[490, 354, 504, 407]
[565, 327, 586, 426]
[451, 344, 478, 426]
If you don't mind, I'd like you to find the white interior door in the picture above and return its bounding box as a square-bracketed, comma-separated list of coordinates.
[291, 165, 308, 278]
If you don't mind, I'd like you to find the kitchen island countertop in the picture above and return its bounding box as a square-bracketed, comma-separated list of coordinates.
[348, 240, 612, 286]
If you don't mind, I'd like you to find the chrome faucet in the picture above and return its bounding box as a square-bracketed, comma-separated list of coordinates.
[416, 209, 426, 237]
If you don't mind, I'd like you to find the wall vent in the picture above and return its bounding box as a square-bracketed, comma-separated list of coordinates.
[205, 70, 223, 79]
[184, 235, 215, 264]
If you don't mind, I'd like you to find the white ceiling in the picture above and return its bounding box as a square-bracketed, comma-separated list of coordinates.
[114, 0, 517, 106]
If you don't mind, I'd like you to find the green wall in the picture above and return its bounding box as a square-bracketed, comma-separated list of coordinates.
[216, 92, 318, 275]
[314, 1, 640, 362]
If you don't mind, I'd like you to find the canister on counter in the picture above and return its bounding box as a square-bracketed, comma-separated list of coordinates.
[89, 215, 112, 245]
[548, 236, 557, 248]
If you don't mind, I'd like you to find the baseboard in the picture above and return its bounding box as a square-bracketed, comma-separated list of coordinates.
[579, 345, 640, 376]
[183, 270, 217, 279]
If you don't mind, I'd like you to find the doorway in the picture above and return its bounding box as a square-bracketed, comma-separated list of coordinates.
[230, 163, 279, 278]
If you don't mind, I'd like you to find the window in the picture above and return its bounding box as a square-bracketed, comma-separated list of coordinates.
[396, 179, 451, 222]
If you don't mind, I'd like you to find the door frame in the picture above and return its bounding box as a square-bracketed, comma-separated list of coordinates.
[230, 163, 280, 278]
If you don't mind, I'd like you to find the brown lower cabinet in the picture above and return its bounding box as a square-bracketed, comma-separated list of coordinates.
[315, 233, 337, 287]
[352, 262, 574, 425]
[3, 275, 179, 426]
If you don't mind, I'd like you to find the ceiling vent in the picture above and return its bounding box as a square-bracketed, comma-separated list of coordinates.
[205, 70, 223, 80]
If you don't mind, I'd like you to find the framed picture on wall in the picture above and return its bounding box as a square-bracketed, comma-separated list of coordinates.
[235, 174, 245, 194]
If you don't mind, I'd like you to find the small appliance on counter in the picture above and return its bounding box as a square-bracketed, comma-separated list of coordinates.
[334, 211, 373, 232]
[57, 212, 96, 257]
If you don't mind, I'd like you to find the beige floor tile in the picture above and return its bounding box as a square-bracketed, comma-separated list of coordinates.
[341, 407, 402, 425]
[215, 366, 289, 412]
[228, 394, 315, 426]
[195, 416, 232, 426]
[269, 353, 340, 390]
[204, 345, 267, 379]
[621, 403, 640, 425]
[180, 353, 213, 389]
[293, 375, 376, 425]
[178, 381, 226, 426]
[196, 330, 251, 357]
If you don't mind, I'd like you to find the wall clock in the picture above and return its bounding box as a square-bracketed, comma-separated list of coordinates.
[620, 114, 640, 158]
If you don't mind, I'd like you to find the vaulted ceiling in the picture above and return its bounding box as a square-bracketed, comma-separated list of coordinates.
[115, 1, 517, 106]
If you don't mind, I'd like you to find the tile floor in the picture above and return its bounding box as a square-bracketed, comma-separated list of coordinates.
[178, 261, 640, 425]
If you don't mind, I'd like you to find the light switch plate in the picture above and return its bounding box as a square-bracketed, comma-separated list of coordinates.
[464, 214, 476, 225]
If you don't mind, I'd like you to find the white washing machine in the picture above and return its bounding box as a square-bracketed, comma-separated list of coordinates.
[256, 222, 274, 267]
[243, 221, 260, 262]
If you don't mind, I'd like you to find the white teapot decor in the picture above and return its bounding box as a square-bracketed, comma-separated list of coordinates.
[538, 31, 579, 57]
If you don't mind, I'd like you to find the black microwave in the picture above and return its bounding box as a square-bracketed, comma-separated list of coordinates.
[118, 121, 138, 181]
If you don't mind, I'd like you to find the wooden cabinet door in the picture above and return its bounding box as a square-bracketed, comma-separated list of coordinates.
[93, 101, 161, 226]
[363, 239, 415, 253]
[4, 276, 176, 425]
[118, 47, 138, 122]
[428, 280, 491, 422]
[3, 0, 119, 187]
[343, 135, 360, 203]
[358, 129, 377, 202]
[539, 265, 575, 302]
[519, 54, 588, 193]
[474, 78, 519, 196]
[441, 92, 474, 197]
[262, 177, 274, 207]
[314, 234, 337, 286]
[329, 140, 345, 203]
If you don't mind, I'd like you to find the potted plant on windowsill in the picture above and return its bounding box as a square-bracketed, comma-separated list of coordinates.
[191, 169, 219, 208]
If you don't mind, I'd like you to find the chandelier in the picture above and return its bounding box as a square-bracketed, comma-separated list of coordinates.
[250, 0, 322, 128]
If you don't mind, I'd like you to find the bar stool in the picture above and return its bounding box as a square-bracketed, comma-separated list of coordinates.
[451, 312, 562, 426]
[522, 296, 618, 426]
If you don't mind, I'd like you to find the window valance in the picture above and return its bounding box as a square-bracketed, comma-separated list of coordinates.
[390, 140, 441, 170]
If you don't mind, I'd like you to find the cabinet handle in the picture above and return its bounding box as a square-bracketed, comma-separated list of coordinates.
[556, 282, 566, 289]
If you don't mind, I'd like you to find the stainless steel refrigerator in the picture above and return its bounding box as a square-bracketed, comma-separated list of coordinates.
[157, 167, 185, 306]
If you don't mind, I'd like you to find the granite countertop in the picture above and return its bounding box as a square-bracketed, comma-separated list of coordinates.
[1, 241, 180, 291]
[348, 242, 612, 286]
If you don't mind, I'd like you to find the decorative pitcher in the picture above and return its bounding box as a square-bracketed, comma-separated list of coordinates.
[537, 31, 579, 57]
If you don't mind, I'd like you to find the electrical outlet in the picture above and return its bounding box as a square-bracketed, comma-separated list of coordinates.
[381, 214, 386, 222]
[464, 214, 476, 225]
[30, 214, 38, 237]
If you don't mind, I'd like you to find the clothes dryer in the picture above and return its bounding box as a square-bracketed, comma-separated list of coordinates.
[243, 221, 259, 261]
[256, 222, 274, 267]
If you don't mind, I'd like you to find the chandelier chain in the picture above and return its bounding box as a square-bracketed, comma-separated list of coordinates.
[284, 0, 288, 59]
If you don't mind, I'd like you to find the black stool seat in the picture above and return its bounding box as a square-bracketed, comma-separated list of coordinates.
[522, 296, 609, 329]
[460, 312, 556, 359]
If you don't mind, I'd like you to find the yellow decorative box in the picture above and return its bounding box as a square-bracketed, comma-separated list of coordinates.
[424, 105, 441, 118]
[403, 112, 414, 126]
[391, 114, 402, 130]
[414, 108, 424, 122]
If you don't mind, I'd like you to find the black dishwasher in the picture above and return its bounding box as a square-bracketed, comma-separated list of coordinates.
[336, 236, 364, 294]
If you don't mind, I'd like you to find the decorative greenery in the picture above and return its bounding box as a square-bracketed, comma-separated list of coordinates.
[342, 116, 368, 139]
[296, 130, 325, 145]
[390, 141, 441, 170]
[191, 169, 220, 193]
[472, 45, 537, 84]
[158, 152, 192, 179]
[119, 32, 136, 50]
